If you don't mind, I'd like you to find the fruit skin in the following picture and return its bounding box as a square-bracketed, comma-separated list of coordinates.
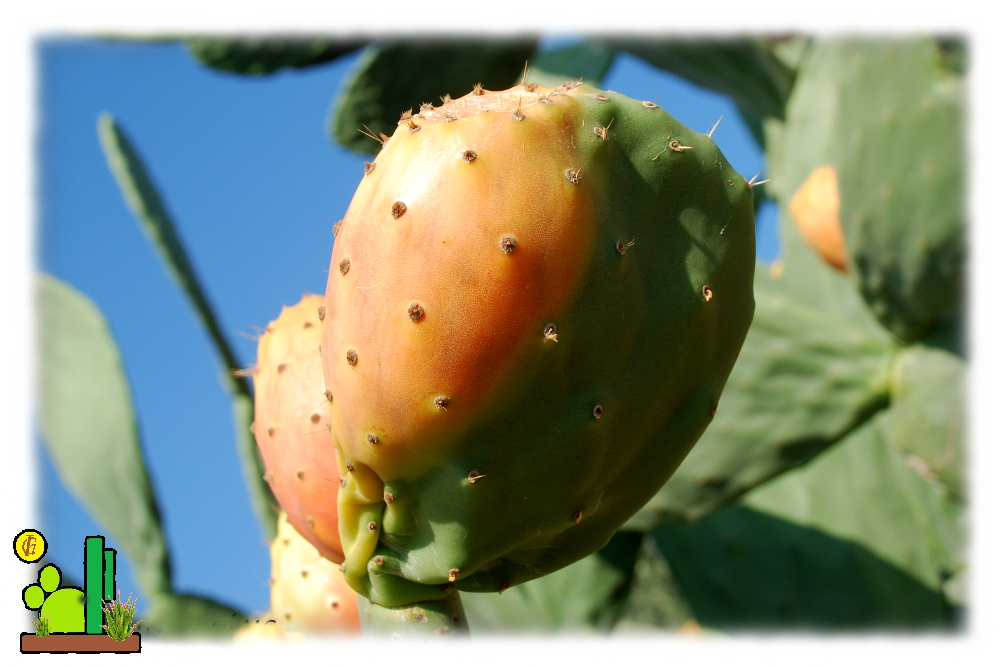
[234, 512, 361, 639]
[789, 165, 847, 273]
[269, 512, 360, 634]
[253, 295, 344, 563]
[322, 81, 756, 607]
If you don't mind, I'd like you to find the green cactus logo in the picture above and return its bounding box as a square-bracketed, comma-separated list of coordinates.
[16, 530, 142, 654]
[22, 564, 85, 633]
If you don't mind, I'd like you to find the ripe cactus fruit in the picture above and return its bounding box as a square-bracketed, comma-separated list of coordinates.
[321, 81, 756, 608]
[789, 165, 847, 273]
[269, 512, 360, 634]
[253, 295, 344, 563]
[235, 512, 360, 640]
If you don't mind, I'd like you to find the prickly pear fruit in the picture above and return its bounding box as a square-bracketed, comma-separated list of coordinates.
[321, 81, 756, 607]
[253, 295, 343, 563]
[234, 512, 360, 640]
[789, 165, 847, 273]
[269, 512, 360, 634]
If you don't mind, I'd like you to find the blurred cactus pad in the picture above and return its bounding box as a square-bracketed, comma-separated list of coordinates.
[36, 33, 966, 638]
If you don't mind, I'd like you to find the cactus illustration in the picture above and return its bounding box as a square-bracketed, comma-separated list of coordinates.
[84, 536, 117, 634]
[22, 565, 85, 633]
[320, 80, 756, 623]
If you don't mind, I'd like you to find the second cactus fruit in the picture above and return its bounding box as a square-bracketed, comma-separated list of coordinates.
[253, 295, 344, 563]
[789, 165, 847, 273]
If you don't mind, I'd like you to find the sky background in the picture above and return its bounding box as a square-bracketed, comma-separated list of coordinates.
[36, 33, 781, 619]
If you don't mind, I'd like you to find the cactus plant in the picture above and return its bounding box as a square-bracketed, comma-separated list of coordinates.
[767, 37, 965, 344]
[36, 32, 966, 638]
[654, 412, 963, 629]
[833, 39, 964, 344]
[98, 113, 278, 543]
[624, 264, 895, 530]
[320, 80, 756, 623]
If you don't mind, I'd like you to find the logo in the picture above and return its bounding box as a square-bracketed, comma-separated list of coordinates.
[14, 530, 47, 564]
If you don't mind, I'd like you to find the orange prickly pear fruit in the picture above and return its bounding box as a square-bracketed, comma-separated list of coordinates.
[253, 294, 343, 563]
[321, 81, 756, 607]
[234, 512, 360, 640]
[789, 165, 848, 272]
[268, 512, 360, 635]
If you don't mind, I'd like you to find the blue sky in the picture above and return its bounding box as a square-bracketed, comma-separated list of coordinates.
[35, 35, 779, 617]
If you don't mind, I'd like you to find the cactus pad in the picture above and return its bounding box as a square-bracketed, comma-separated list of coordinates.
[186, 36, 365, 76]
[888, 345, 965, 499]
[834, 38, 965, 342]
[624, 267, 895, 530]
[330, 38, 536, 154]
[772, 38, 965, 342]
[654, 413, 963, 629]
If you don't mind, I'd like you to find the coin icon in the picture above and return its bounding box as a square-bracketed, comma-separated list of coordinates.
[14, 529, 47, 563]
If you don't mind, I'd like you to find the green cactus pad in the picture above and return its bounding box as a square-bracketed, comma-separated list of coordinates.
[763, 40, 890, 338]
[23, 584, 46, 610]
[624, 265, 895, 530]
[888, 345, 965, 499]
[526, 40, 617, 89]
[37, 274, 251, 636]
[604, 36, 795, 121]
[655, 507, 952, 629]
[764, 39, 842, 207]
[461, 531, 642, 633]
[186, 36, 366, 75]
[36, 274, 171, 598]
[654, 412, 962, 629]
[612, 535, 698, 632]
[38, 589, 86, 633]
[323, 82, 755, 608]
[39, 564, 61, 593]
[773, 38, 965, 342]
[745, 410, 965, 609]
[834, 38, 965, 342]
[329, 38, 537, 154]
